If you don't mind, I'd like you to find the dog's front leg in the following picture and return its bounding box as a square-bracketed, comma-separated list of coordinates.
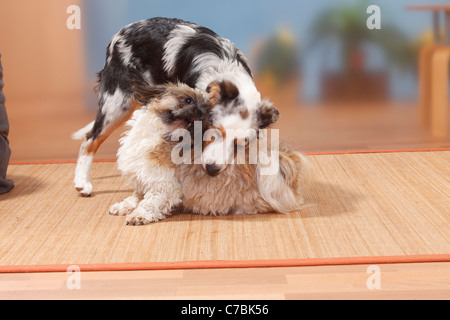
[126, 184, 182, 226]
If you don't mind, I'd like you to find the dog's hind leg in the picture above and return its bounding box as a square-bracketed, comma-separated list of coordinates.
[73, 89, 138, 197]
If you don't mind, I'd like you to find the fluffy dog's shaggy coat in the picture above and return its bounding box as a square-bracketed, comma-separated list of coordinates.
[111, 84, 310, 225]
[109, 83, 209, 225]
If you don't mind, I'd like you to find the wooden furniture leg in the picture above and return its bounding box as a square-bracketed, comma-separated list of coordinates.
[430, 47, 450, 138]
[418, 45, 436, 128]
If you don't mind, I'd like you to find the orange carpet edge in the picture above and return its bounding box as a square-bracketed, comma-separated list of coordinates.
[1, 254, 449, 274]
[8, 159, 117, 165]
[305, 147, 450, 156]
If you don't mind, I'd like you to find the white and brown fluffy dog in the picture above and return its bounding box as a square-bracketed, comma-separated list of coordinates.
[111, 83, 310, 225]
[109, 83, 209, 225]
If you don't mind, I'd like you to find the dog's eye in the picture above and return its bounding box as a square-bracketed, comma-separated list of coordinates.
[184, 98, 193, 105]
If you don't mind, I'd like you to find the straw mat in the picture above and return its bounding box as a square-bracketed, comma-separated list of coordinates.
[1, 151, 449, 272]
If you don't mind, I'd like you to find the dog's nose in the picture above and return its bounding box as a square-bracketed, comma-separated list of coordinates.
[205, 164, 221, 176]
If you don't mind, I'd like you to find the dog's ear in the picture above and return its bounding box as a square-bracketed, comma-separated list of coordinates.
[133, 83, 167, 106]
[206, 80, 239, 106]
[256, 99, 280, 128]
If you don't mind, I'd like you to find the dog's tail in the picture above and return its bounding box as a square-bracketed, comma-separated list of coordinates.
[257, 148, 313, 214]
[71, 121, 95, 140]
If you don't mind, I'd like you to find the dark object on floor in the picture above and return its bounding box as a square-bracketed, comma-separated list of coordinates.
[0, 54, 14, 194]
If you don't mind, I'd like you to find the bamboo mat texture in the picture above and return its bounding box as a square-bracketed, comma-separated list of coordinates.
[0, 151, 449, 269]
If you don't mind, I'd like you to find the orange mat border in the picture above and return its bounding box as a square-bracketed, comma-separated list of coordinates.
[305, 147, 450, 156]
[1, 254, 450, 274]
[9, 159, 117, 166]
[8, 147, 450, 166]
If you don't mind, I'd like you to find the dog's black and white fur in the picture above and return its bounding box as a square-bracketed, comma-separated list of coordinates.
[73, 17, 279, 197]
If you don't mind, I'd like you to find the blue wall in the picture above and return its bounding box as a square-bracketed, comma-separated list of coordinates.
[82, 0, 449, 101]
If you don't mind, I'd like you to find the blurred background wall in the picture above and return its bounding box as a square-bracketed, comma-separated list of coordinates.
[81, 0, 448, 105]
[0, 0, 449, 161]
[0, 0, 84, 100]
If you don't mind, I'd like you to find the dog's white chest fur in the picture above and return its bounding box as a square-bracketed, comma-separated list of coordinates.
[118, 108, 176, 188]
[113, 108, 183, 225]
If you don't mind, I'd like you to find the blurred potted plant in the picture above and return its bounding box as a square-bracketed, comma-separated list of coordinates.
[253, 28, 302, 106]
[310, 2, 417, 102]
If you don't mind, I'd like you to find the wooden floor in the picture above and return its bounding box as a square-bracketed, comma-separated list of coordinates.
[1, 262, 449, 300]
[3, 95, 450, 300]
[6, 96, 450, 162]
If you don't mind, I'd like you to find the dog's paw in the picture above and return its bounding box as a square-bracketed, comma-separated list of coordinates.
[109, 194, 141, 216]
[74, 180, 93, 197]
[125, 215, 154, 226]
[125, 207, 163, 226]
[109, 202, 134, 216]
